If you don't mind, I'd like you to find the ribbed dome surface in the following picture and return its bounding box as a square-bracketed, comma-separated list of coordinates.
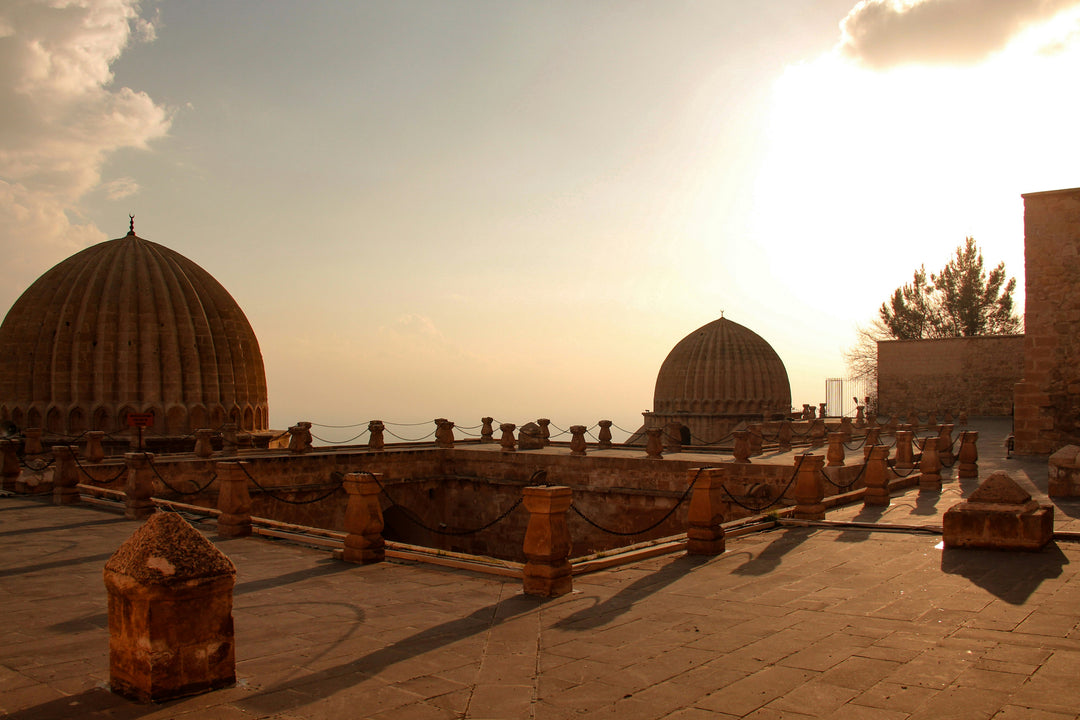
[653, 317, 790, 416]
[0, 230, 268, 435]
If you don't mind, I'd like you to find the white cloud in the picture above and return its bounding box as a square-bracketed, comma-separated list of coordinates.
[0, 0, 171, 300]
[839, 0, 1080, 68]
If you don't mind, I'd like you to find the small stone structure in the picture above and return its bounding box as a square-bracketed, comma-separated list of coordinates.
[522, 485, 573, 597]
[51, 445, 80, 505]
[793, 454, 826, 520]
[686, 467, 728, 555]
[518, 422, 544, 450]
[216, 462, 253, 539]
[342, 472, 385, 563]
[104, 512, 237, 702]
[1048, 444, 1080, 497]
[943, 471, 1054, 551]
[124, 453, 156, 520]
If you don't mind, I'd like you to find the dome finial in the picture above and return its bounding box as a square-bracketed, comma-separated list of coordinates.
[128, 215, 135, 236]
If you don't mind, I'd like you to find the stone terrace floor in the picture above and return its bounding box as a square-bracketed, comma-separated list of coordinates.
[3, 418, 1080, 719]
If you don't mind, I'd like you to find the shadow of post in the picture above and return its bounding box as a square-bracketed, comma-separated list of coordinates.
[941, 544, 1069, 605]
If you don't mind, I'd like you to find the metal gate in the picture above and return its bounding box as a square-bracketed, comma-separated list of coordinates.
[824, 378, 873, 418]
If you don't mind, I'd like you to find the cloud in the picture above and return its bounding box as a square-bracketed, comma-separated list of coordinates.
[0, 0, 171, 301]
[839, 0, 1080, 68]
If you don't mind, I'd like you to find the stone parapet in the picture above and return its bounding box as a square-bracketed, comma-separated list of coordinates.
[1048, 444, 1080, 498]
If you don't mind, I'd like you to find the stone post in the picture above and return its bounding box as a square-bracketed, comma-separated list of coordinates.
[569, 426, 587, 457]
[937, 423, 955, 467]
[919, 436, 942, 492]
[927, 412, 939, 431]
[809, 419, 826, 448]
[885, 416, 898, 433]
[124, 453, 156, 520]
[747, 423, 763, 456]
[215, 461, 251, 539]
[944, 409, 954, 424]
[342, 472, 385, 564]
[368, 420, 385, 450]
[839, 417, 854, 440]
[104, 512, 236, 702]
[731, 431, 751, 463]
[434, 418, 455, 449]
[826, 433, 845, 467]
[645, 427, 664, 459]
[907, 410, 919, 428]
[793, 454, 826, 520]
[957, 431, 979, 479]
[863, 428, 881, 460]
[686, 467, 729, 555]
[818, 402, 827, 419]
[664, 422, 683, 454]
[480, 417, 495, 443]
[51, 445, 81, 505]
[23, 427, 44, 455]
[522, 485, 573, 597]
[867, 411, 878, 428]
[855, 405, 866, 428]
[220, 423, 238, 457]
[0, 439, 20, 491]
[958, 410, 968, 426]
[499, 423, 517, 452]
[597, 420, 613, 449]
[193, 429, 214, 458]
[894, 431, 914, 470]
[802, 404, 813, 420]
[778, 420, 793, 452]
[85, 431, 106, 463]
[863, 445, 891, 507]
[287, 425, 310, 454]
[537, 418, 551, 447]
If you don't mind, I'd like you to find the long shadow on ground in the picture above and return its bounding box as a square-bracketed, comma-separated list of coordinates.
[941, 543, 1069, 605]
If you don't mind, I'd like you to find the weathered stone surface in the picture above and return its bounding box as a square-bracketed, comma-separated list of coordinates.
[342, 472, 385, 564]
[104, 512, 236, 703]
[1048, 444, 1080, 497]
[518, 422, 544, 450]
[522, 485, 572, 597]
[943, 471, 1054, 551]
[793, 454, 825, 520]
[686, 467, 727, 555]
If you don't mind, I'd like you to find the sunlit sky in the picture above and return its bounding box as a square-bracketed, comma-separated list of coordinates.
[3, 0, 1080, 439]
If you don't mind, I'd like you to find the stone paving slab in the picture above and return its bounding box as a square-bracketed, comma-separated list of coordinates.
[4, 478, 1080, 720]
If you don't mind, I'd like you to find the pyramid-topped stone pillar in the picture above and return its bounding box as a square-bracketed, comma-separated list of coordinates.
[943, 471, 1054, 551]
[104, 513, 237, 702]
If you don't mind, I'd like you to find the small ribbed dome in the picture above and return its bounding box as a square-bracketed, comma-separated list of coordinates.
[0, 227, 268, 436]
[653, 317, 790, 416]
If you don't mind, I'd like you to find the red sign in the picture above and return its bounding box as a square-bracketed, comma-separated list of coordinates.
[126, 413, 155, 428]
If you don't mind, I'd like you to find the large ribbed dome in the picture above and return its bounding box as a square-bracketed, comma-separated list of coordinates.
[0, 227, 268, 436]
[653, 317, 790, 416]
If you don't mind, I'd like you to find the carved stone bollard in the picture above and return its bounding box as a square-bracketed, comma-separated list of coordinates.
[51, 445, 81, 505]
[809, 419, 826, 448]
[957, 431, 979, 479]
[802, 404, 813, 420]
[287, 425, 310, 454]
[778, 420, 793, 452]
[747, 423, 763, 456]
[665, 422, 683, 454]
[855, 405, 866, 428]
[958, 410, 969, 426]
[818, 402, 827, 419]
[731, 431, 751, 464]
[863, 428, 881, 460]
[220, 423, 238, 457]
[867, 411, 878, 428]
[193, 429, 214, 458]
[342, 472, 385, 564]
[645, 427, 664, 460]
[124, 453, 156, 520]
[522, 485, 573, 597]
[24, 427, 45, 455]
[937, 424, 955, 467]
[863, 445, 891, 507]
[499, 423, 517, 452]
[894, 430, 914, 470]
[919, 436, 942, 492]
[85, 431, 106, 463]
[687, 467, 729, 555]
[215, 461, 252, 539]
[927, 413, 939, 431]
[907, 410, 919, 428]
[597, 420, 613, 449]
[944, 409, 954, 424]
[0, 439, 20, 491]
[480, 417, 495, 443]
[537, 418, 551, 447]
[434, 418, 455, 449]
[104, 512, 236, 702]
[794, 454, 826, 520]
[569, 426, 588, 457]
[368, 420, 385, 451]
[518, 422, 544, 450]
[839, 417, 854, 440]
[826, 433, 846, 467]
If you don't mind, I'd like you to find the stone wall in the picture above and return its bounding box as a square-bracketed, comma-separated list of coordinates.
[877, 335, 1023, 417]
[1015, 187, 1080, 454]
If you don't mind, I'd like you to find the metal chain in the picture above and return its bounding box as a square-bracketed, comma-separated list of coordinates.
[72, 453, 127, 485]
[147, 456, 217, 496]
[568, 467, 709, 536]
[238, 463, 344, 505]
[720, 455, 804, 513]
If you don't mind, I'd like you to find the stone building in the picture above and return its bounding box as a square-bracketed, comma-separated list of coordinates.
[0, 221, 268, 438]
[643, 316, 791, 444]
[1014, 186, 1080, 454]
